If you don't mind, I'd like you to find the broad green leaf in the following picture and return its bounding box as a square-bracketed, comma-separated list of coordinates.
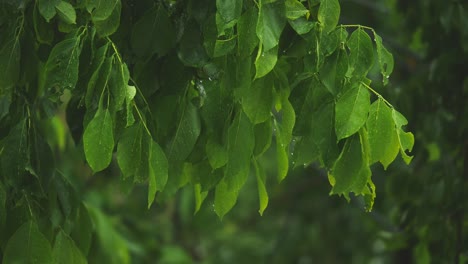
[206, 138, 228, 169]
[213, 37, 237, 58]
[374, 32, 394, 85]
[392, 109, 414, 164]
[275, 91, 296, 181]
[214, 179, 239, 220]
[335, 84, 370, 140]
[166, 102, 201, 162]
[94, 0, 121, 37]
[131, 6, 175, 58]
[216, 0, 242, 23]
[255, 45, 278, 79]
[347, 28, 374, 77]
[86, 55, 113, 108]
[285, 0, 309, 20]
[193, 184, 208, 214]
[0, 119, 29, 184]
[43, 36, 82, 91]
[55, 1, 76, 24]
[224, 110, 254, 190]
[318, 0, 340, 33]
[253, 159, 268, 215]
[243, 77, 274, 124]
[117, 123, 143, 178]
[70, 204, 93, 256]
[148, 140, 169, 208]
[3, 221, 53, 264]
[256, 1, 286, 51]
[87, 0, 119, 21]
[38, 0, 61, 22]
[33, 4, 54, 44]
[320, 48, 348, 95]
[53, 230, 87, 264]
[238, 7, 258, 57]
[0, 38, 20, 92]
[289, 17, 316, 35]
[329, 134, 370, 194]
[83, 108, 114, 172]
[109, 58, 129, 110]
[254, 118, 273, 157]
[366, 99, 399, 168]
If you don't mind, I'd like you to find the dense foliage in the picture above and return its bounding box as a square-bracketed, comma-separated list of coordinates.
[0, 0, 417, 262]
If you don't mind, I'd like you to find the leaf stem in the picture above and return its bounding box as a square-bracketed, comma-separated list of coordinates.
[360, 81, 393, 108]
[133, 102, 152, 136]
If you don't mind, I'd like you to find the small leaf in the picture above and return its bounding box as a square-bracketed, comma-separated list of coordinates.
[243, 77, 274, 124]
[214, 179, 239, 220]
[335, 84, 370, 140]
[43, 36, 82, 91]
[3, 221, 53, 264]
[347, 28, 374, 77]
[55, 1, 76, 24]
[253, 159, 268, 215]
[206, 138, 228, 169]
[318, 0, 340, 33]
[53, 230, 87, 264]
[148, 140, 168, 208]
[94, 0, 121, 37]
[366, 99, 399, 168]
[255, 45, 278, 79]
[87, 0, 119, 21]
[238, 7, 258, 57]
[285, 0, 309, 20]
[83, 108, 114, 172]
[374, 32, 394, 85]
[38, 0, 61, 22]
[392, 109, 414, 164]
[216, 0, 242, 23]
[193, 184, 208, 214]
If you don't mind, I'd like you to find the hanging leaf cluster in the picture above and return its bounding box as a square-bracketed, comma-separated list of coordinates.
[0, 0, 413, 261]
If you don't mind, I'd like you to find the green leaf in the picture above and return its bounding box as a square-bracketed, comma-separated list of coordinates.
[87, 0, 119, 21]
[109, 58, 129, 110]
[320, 48, 348, 95]
[318, 0, 340, 33]
[117, 123, 143, 178]
[193, 184, 208, 214]
[166, 102, 201, 163]
[53, 230, 87, 264]
[256, 1, 286, 51]
[289, 17, 316, 35]
[86, 55, 113, 108]
[0, 182, 5, 230]
[83, 108, 114, 172]
[94, 0, 121, 37]
[43, 35, 82, 91]
[148, 139, 169, 208]
[329, 134, 370, 195]
[3, 221, 53, 264]
[374, 32, 394, 85]
[347, 28, 374, 77]
[392, 109, 414, 164]
[253, 159, 268, 215]
[70, 204, 93, 256]
[55, 1, 76, 24]
[216, 0, 242, 23]
[237, 7, 259, 57]
[243, 77, 274, 124]
[335, 84, 370, 140]
[366, 99, 399, 168]
[131, 6, 176, 58]
[255, 45, 278, 79]
[0, 119, 29, 184]
[33, 4, 54, 44]
[214, 178, 239, 220]
[275, 92, 296, 181]
[0, 38, 21, 93]
[224, 110, 254, 190]
[285, 0, 309, 20]
[206, 138, 228, 169]
[254, 118, 273, 157]
[38, 0, 61, 22]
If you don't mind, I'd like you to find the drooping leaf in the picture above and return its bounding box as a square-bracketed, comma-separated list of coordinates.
[0, 119, 29, 185]
[38, 0, 61, 22]
[318, 0, 340, 33]
[243, 77, 274, 124]
[83, 108, 114, 172]
[255, 45, 278, 79]
[253, 118, 273, 157]
[86, 55, 113, 108]
[256, 1, 286, 51]
[206, 138, 228, 169]
[3, 221, 53, 264]
[374, 32, 394, 85]
[214, 178, 239, 220]
[147, 139, 168, 208]
[347, 28, 374, 77]
[43, 35, 82, 91]
[94, 0, 121, 37]
[366, 99, 399, 168]
[392, 109, 414, 164]
[53, 230, 87, 264]
[275, 92, 296, 181]
[0, 38, 21, 93]
[109, 57, 129, 110]
[237, 7, 258, 57]
[117, 123, 143, 178]
[166, 102, 201, 163]
[70, 204, 93, 256]
[87, 0, 119, 21]
[224, 110, 254, 190]
[193, 183, 208, 214]
[33, 4, 54, 44]
[55, 1, 76, 24]
[335, 84, 370, 140]
[131, 6, 175, 58]
[285, 0, 309, 20]
[320, 47, 348, 95]
[253, 159, 268, 215]
[216, 0, 242, 23]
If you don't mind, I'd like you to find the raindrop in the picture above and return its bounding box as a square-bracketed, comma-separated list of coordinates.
[208, 77, 213, 81]
[385, 75, 389, 79]
[261, 53, 265, 57]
